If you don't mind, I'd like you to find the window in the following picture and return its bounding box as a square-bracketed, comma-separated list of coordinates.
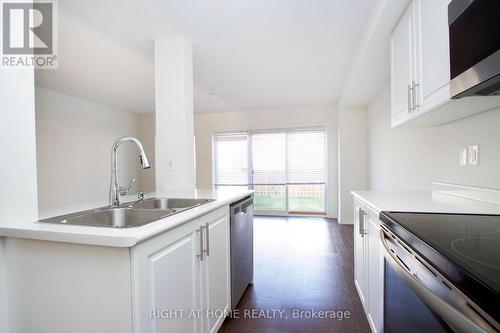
[287, 131, 327, 213]
[213, 129, 327, 214]
[213, 133, 249, 190]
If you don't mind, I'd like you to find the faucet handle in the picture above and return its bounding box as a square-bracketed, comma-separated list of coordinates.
[118, 178, 136, 196]
[138, 191, 145, 202]
[127, 178, 136, 192]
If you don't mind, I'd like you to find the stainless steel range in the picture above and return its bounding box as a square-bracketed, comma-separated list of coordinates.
[379, 212, 500, 333]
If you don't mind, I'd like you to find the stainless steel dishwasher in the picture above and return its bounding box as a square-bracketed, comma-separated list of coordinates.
[230, 195, 254, 309]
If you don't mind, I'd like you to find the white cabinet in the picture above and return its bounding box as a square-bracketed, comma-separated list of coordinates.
[390, 0, 500, 127]
[415, 0, 450, 111]
[390, 1, 417, 125]
[132, 224, 202, 333]
[353, 198, 368, 306]
[366, 206, 384, 333]
[203, 214, 231, 333]
[353, 198, 384, 333]
[132, 207, 230, 333]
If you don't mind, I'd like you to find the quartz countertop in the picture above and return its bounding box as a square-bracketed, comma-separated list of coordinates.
[0, 188, 253, 247]
[351, 190, 500, 215]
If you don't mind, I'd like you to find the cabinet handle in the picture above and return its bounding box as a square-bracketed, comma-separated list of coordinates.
[196, 227, 204, 261]
[204, 223, 210, 257]
[199, 224, 210, 257]
[408, 84, 412, 112]
[412, 81, 419, 110]
[358, 208, 366, 237]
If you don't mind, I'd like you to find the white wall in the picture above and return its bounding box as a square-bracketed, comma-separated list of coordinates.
[434, 109, 500, 189]
[194, 105, 339, 218]
[138, 113, 156, 192]
[35, 88, 154, 216]
[0, 68, 38, 333]
[367, 83, 437, 190]
[338, 108, 368, 224]
[367, 82, 500, 191]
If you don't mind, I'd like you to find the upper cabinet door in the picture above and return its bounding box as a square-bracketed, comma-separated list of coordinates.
[415, 0, 450, 109]
[390, 2, 417, 123]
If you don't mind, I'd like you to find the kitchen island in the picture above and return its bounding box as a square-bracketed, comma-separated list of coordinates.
[0, 188, 252, 333]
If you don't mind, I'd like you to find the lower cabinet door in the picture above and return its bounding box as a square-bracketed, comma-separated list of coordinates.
[353, 199, 367, 306]
[202, 214, 231, 333]
[367, 206, 384, 333]
[132, 225, 202, 333]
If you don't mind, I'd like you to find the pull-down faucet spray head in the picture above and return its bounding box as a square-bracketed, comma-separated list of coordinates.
[110, 137, 151, 206]
[139, 149, 151, 169]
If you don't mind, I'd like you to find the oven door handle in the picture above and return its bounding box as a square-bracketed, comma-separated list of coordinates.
[379, 229, 495, 333]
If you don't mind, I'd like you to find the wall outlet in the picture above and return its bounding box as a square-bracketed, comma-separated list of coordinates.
[468, 145, 479, 166]
[167, 160, 176, 171]
[459, 147, 468, 166]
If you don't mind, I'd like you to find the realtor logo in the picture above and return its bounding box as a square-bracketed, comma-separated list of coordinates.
[1, 0, 58, 68]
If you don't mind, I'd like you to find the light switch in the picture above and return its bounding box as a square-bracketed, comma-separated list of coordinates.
[468, 145, 479, 166]
[167, 160, 176, 171]
[459, 148, 468, 166]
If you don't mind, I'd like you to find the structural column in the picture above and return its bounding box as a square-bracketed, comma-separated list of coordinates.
[0, 67, 38, 333]
[154, 35, 195, 192]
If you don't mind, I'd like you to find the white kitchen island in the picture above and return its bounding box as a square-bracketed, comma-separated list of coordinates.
[0, 188, 252, 333]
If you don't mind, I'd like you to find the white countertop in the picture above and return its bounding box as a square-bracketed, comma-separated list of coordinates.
[0, 188, 253, 247]
[351, 190, 500, 215]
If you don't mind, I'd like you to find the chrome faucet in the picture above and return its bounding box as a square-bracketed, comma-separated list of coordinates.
[109, 137, 151, 207]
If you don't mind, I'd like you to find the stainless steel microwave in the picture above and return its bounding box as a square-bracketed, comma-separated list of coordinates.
[449, 0, 500, 99]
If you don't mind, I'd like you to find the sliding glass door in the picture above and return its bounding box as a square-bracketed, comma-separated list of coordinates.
[286, 131, 327, 213]
[213, 128, 327, 214]
[251, 132, 287, 211]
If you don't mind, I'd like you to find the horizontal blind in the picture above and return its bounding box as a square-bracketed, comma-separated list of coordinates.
[213, 133, 249, 186]
[251, 132, 286, 185]
[213, 128, 327, 186]
[287, 130, 327, 184]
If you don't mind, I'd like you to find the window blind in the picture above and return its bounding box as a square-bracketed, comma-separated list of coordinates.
[287, 130, 327, 184]
[213, 133, 249, 186]
[251, 132, 286, 185]
[213, 129, 327, 186]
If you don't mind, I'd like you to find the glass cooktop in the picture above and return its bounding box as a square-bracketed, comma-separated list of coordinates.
[380, 212, 500, 296]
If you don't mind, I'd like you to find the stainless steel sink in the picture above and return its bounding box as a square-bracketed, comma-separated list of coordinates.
[39, 207, 177, 228]
[38, 197, 214, 228]
[126, 198, 214, 210]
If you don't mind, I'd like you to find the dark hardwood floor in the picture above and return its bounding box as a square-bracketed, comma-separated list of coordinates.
[219, 216, 371, 333]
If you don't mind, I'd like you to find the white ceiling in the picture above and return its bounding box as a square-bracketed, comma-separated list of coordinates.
[36, 0, 376, 113]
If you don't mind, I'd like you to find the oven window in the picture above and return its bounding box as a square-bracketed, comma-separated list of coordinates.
[384, 261, 453, 333]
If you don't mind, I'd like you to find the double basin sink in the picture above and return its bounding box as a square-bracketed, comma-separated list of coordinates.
[39, 198, 214, 228]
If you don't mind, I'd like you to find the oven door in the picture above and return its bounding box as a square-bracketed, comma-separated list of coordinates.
[380, 229, 496, 333]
